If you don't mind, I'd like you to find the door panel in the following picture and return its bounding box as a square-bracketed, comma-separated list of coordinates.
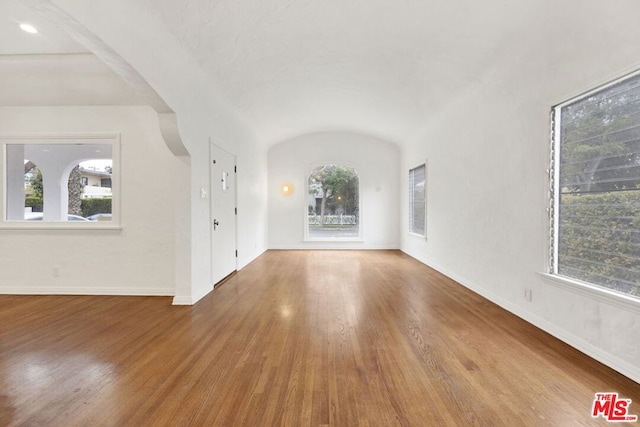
[210, 143, 237, 285]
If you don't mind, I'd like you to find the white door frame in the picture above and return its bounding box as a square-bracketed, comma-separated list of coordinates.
[209, 141, 238, 286]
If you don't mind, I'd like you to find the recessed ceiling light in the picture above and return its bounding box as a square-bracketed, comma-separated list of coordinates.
[19, 23, 38, 34]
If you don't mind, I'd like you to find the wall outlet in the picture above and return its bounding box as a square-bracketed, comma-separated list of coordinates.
[53, 266, 60, 278]
[525, 289, 533, 302]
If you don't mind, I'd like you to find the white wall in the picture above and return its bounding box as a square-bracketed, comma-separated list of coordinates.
[30, 0, 639, 381]
[49, 0, 269, 304]
[0, 106, 178, 295]
[401, 0, 640, 383]
[268, 132, 400, 249]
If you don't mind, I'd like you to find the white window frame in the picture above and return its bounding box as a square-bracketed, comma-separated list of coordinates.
[408, 161, 427, 239]
[548, 70, 640, 306]
[304, 163, 362, 242]
[1, 133, 121, 230]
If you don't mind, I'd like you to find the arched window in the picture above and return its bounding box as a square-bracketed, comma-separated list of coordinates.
[306, 164, 360, 240]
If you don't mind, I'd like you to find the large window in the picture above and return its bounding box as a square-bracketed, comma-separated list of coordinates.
[306, 164, 360, 240]
[2, 135, 118, 227]
[551, 71, 640, 298]
[409, 163, 426, 237]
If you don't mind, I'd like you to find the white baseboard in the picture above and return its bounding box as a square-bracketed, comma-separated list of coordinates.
[0, 286, 174, 297]
[268, 244, 401, 250]
[172, 295, 195, 305]
[173, 283, 214, 306]
[401, 250, 640, 385]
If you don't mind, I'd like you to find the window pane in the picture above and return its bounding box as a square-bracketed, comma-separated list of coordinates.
[307, 165, 360, 239]
[555, 72, 640, 298]
[409, 164, 426, 236]
[6, 143, 112, 222]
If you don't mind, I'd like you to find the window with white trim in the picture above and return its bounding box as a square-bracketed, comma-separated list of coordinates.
[409, 163, 426, 237]
[2, 135, 119, 226]
[306, 164, 360, 240]
[551, 71, 640, 299]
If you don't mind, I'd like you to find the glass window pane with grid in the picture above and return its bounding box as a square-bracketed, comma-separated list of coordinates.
[552, 71, 640, 299]
[409, 164, 426, 237]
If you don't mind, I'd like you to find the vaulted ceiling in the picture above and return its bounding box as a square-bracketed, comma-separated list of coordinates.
[3, 0, 636, 148]
[148, 0, 545, 145]
[0, 0, 147, 107]
[0, 0, 85, 55]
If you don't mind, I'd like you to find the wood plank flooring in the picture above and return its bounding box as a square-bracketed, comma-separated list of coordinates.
[1, 250, 639, 426]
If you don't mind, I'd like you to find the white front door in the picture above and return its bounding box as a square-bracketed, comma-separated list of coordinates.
[210, 143, 237, 285]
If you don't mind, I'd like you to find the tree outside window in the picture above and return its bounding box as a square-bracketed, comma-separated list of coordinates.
[553, 71, 640, 298]
[307, 165, 360, 239]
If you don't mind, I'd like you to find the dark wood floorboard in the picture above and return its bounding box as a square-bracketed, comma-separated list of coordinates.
[0, 250, 638, 426]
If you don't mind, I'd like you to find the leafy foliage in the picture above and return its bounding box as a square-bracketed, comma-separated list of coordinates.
[81, 198, 112, 217]
[30, 169, 43, 199]
[560, 74, 640, 193]
[557, 73, 640, 299]
[559, 190, 640, 297]
[25, 196, 43, 213]
[308, 165, 359, 224]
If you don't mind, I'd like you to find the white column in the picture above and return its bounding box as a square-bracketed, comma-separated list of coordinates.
[41, 165, 68, 221]
[6, 145, 26, 220]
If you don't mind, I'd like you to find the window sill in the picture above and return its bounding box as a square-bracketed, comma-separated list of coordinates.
[304, 238, 364, 243]
[0, 223, 122, 231]
[538, 272, 640, 315]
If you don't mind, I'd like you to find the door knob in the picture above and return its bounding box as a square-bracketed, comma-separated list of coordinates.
[213, 219, 219, 230]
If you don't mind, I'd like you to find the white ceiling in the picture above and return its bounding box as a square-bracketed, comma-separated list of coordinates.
[148, 0, 545, 146]
[0, 0, 86, 55]
[0, 0, 148, 107]
[4, 0, 603, 147]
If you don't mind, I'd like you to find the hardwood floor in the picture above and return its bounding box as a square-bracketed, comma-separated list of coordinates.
[1, 250, 638, 426]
